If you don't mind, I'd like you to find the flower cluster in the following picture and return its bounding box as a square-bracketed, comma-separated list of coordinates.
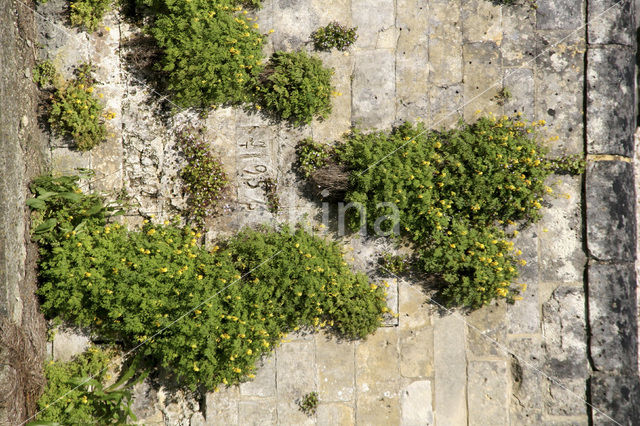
[311, 22, 358, 51]
[30, 177, 386, 391]
[328, 115, 584, 308]
[48, 63, 107, 151]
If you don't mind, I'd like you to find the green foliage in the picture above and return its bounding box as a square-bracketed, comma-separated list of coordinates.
[27, 171, 124, 246]
[542, 154, 586, 175]
[48, 63, 109, 151]
[143, 0, 264, 109]
[33, 60, 58, 87]
[334, 115, 578, 308]
[177, 130, 229, 227]
[258, 51, 333, 125]
[311, 22, 358, 51]
[31, 177, 386, 391]
[34, 347, 142, 424]
[295, 137, 330, 178]
[298, 391, 318, 416]
[70, 0, 112, 32]
[378, 253, 410, 275]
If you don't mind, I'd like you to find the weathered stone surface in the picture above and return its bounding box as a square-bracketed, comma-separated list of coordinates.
[239, 355, 276, 397]
[355, 328, 401, 424]
[398, 281, 431, 330]
[501, 4, 535, 67]
[588, 263, 638, 373]
[461, 0, 502, 44]
[586, 46, 635, 157]
[539, 176, 584, 282]
[542, 286, 588, 379]
[509, 337, 544, 425]
[503, 68, 534, 118]
[400, 380, 433, 425]
[317, 403, 354, 424]
[433, 314, 466, 426]
[205, 386, 238, 424]
[429, 84, 463, 129]
[506, 227, 539, 335]
[466, 303, 506, 358]
[536, 0, 584, 30]
[270, 0, 320, 52]
[52, 328, 90, 362]
[395, 46, 429, 123]
[351, 50, 395, 129]
[545, 378, 587, 416]
[586, 161, 636, 262]
[50, 148, 91, 174]
[467, 361, 508, 426]
[428, 1, 462, 86]
[239, 399, 277, 425]
[535, 31, 585, 156]
[276, 340, 316, 398]
[463, 42, 502, 120]
[588, 0, 635, 46]
[352, 0, 395, 50]
[590, 372, 640, 426]
[399, 327, 433, 378]
[316, 334, 355, 402]
[277, 398, 314, 425]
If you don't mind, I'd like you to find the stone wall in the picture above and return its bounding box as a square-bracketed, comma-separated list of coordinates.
[585, 0, 640, 423]
[0, 0, 49, 423]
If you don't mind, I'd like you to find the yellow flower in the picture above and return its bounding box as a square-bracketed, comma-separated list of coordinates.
[193, 363, 200, 372]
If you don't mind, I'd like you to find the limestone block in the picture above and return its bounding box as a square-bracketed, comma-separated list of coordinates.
[509, 337, 544, 425]
[588, 263, 638, 373]
[400, 380, 433, 426]
[536, 0, 584, 30]
[588, 0, 635, 46]
[586, 161, 636, 262]
[535, 31, 585, 156]
[433, 314, 466, 426]
[503, 68, 534, 118]
[316, 403, 354, 425]
[399, 327, 433, 378]
[542, 286, 588, 380]
[351, 0, 395, 50]
[205, 386, 238, 424]
[506, 227, 540, 335]
[316, 334, 355, 402]
[351, 50, 395, 129]
[239, 355, 276, 397]
[590, 372, 640, 425]
[467, 361, 508, 426]
[501, 4, 535, 67]
[463, 42, 502, 121]
[539, 175, 584, 283]
[239, 399, 277, 425]
[586, 46, 635, 157]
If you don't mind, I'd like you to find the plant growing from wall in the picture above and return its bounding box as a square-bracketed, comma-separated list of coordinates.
[34, 346, 144, 424]
[295, 137, 330, 178]
[298, 391, 318, 416]
[301, 115, 583, 308]
[311, 22, 358, 51]
[69, 0, 112, 32]
[48, 63, 110, 151]
[29, 175, 386, 391]
[33, 60, 58, 88]
[176, 129, 228, 227]
[257, 51, 333, 125]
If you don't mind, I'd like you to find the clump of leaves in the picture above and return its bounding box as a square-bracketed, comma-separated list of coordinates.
[33, 60, 58, 87]
[262, 177, 280, 214]
[295, 137, 330, 178]
[329, 115, 583, 308]
[177, 129, 228, 228]
[30, 175, 386, 391]
[494, 87, 512, 106]
[311, 22, 358, 51]
[34, 346, 144, 424]
[48, 63, 110, 151]
[542, 154, 586, 175]
[258, 51, 333, 125]
[378, 253, 411, 275]
[298, 391, 318, 416]
[70, 0, 112, 32]
[143, 0, 265, 109]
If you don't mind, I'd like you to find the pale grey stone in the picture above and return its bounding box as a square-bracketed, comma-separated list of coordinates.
[506, 227, 540, 335]
[351, 50, 396, 129]
[239, 399, 277, 425]
[205, 387, 238, 425]
[536, 0, 584, 30]
[400, 380, 433, 426]
[351, 0, 395, 50]
[509, 337, 544, 425]
[463, 42, 502, 120]
[501, 4, 536, 67]
[586, 46, 636, 157]
[467, 361, 508, 426]
[433, 314, 467, 426]
[276, 340, 316, 398]
[239, 355, 276, 397]
[399, 327, 433, 378]
[503, 68, 534, 118]
[586, 161, 636, 262]
[466, 303, 507, 358]
[588, 263, 638, 373]
[588, 0, 635, 46]
[429, 84, 463, 129]
[52, 328, 90, 362]
[542, 286, 588, 380]
[539, 176, 585, 283]
[316, 403, 354, 425]
[545, 378, 587, 416]
[316, 334, 355, 402]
